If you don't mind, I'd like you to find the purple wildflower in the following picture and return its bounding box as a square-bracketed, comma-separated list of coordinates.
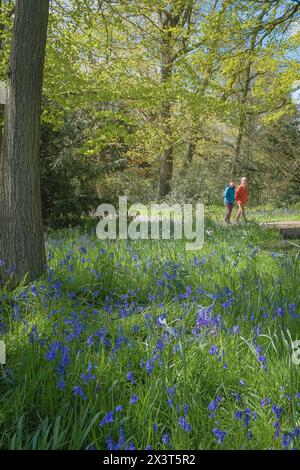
[213, 428, 227, 444]
[130, 394, 139, 405]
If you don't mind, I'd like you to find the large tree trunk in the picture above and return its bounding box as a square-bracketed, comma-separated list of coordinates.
[0, 0, 49, 282]
[0, 0, 7, 157]
[157, 4, 195, 200]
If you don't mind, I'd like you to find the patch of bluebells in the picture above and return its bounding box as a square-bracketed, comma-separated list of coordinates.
[81, 362, 96, 383]
[209, 345, 219, 356]
[281, 428, 300, 449]
[2, 233, 300, 451]
[234, 408, 257, 430]
[260, 397, 271, 408]
[192, 305, 221, 336]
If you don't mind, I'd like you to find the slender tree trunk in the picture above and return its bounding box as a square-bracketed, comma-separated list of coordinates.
[158, 30, 174, 201]
[158, 100, 174, 200]
[179, 140, 196, 177]
[0, 0, 49, 282]
[231, 10, 266, 175]
[231, 61, 252, 176]
[185, 141, 196, 165]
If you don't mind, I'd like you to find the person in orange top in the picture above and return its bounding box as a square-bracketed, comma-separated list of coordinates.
[235, 177, 248, 223]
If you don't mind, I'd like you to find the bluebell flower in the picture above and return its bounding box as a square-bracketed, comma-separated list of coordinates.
[272, 404, 284, 419]
[45, 341, 61, 361]
[145, 359, 155, 375]
[13, 303, 21, 321]
[277, 307, 284, 317]
[282, 433, 291, 449]
[274, 420, 280, 439]
[28, 325, 39, 344]
[234, 408, 257, 427]
[233, 393, 241, 403]
[231, 325, 240, 335]
[162, 433, 169, 445]
[253, 325, 261, 336]
[100, 411, 114, 427]
[81, 371, 95, 383]
[57, 379, 66, 391]
[105, 437, 119, 450]
[118, 427, 126, 447]
[213, 428, 227, 444]
[166, 385, 176, 397]
[208, 396, 222, 415]
[30, 286, 39, 297]
[235, 411, 243, 420]
[209, 345, 219, 356]
[257, 353, 267, 370]
[130, 394, 138, 404]
[127, 371, 134, 384]
[179, 416, 191, 432]
[222, 297, 234, 309]
[260, 397, 271, 407]
[73, 385, 86, 401]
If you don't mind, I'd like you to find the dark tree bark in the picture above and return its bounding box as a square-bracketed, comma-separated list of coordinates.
[0, 0, 49, 282]
[157, 3, 194, 201]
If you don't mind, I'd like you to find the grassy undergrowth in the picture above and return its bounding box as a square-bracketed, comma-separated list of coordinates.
[0, 218, 300, 450]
